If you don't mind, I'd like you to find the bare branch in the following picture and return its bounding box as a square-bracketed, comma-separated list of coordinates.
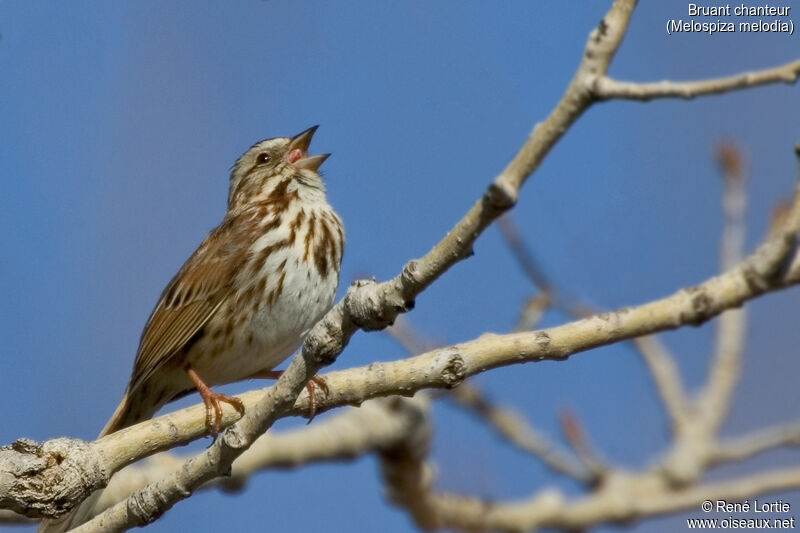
[377, 397, 437, 530]
[594, 58, 800, 101]
[711, 422, 800, 464]
[497, 216, 594, 320]
[499, 215, 690, 427]
[497, 216, 554, 294]
[631, 336, 690, 427]
[514, 294, 551, 331]
[558, 410, 607, 480]
[390, 466, 800, 532]
[783, 143, 800, 278]
[385, 315, 438, 355]
[448, 385, 592, 482]
[57, 398, 429, 524]
[492, 0, 637, 201]
[697, 142, 748, 430]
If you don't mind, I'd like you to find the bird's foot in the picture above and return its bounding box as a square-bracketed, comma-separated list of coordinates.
[187, 366, 245, 435]
[250, 369, 329, 421]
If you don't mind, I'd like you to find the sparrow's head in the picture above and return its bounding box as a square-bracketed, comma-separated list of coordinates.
[229, 125, 330, 209]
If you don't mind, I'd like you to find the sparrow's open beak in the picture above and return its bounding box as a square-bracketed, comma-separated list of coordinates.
[288, 125, 330, 172]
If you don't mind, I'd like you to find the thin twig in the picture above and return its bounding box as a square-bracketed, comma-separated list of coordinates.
[558, 410, 607, 480]
[711, 422, 800, 464]
[697, 142, 748, 431]
[499, 214, 690, 427]
[449, 385, 593, 482]
[385, 315, 438, 355]
[594, 58, 800, 101]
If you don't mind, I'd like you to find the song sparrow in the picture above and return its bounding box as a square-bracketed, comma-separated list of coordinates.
[38, 127, 343, 533]
[100, 125, 344, 436]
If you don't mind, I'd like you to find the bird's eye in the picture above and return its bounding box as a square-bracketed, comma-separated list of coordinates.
[256, 153, 271, 165]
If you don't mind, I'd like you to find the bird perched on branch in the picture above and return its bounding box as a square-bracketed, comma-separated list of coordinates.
[106, 124, 344, 435]
[39, 125, 344, 532]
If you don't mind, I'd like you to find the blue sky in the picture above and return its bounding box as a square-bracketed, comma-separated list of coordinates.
[1, 2, 799, 531]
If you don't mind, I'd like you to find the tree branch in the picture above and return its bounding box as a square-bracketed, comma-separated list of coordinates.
[492, 0, 637, 198]
[499, 214, 690, 428]
[594, 58, 800, 101]
[447, 385, 592, 482]
[711, 422, 800, 464]
[37, 398, 428, 525]
[387, 465, 800, 532]
[698, 142, 748, 430]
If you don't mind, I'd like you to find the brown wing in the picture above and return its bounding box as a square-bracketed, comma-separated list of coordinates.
[128, 215, 250, 393]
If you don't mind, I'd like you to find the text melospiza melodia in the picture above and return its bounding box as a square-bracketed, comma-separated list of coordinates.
[103, 125, 344, 436]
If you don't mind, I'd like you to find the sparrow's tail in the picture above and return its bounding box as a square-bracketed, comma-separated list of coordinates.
[99, 389, 142, 437]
